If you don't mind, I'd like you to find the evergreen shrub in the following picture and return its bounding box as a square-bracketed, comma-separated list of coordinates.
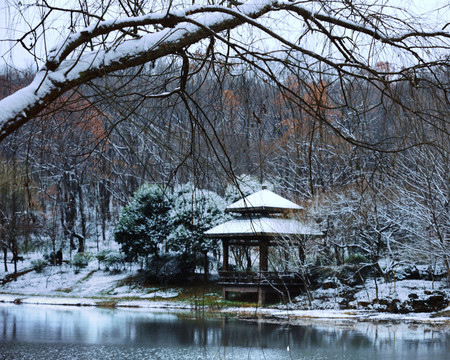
[31, 258, 48, 273]
[104, 251, 125, 272]
[72, 252, 92, 272]
[345, 253, 369, 265]
[146, 253, 196, 285]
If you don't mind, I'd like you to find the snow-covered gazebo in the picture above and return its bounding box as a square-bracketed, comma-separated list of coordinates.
[204, 188, 322, 305]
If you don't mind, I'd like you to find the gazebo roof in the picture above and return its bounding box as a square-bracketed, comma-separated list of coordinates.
[204, 216, 323, 239]
[226, 189, 303, 214]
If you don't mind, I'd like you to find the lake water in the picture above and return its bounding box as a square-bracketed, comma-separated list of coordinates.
[0, 303, 448, 359]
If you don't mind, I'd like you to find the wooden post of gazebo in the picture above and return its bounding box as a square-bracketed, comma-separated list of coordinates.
[222, 240, 229, 271]
[258, 239, 269, 306]
[259, 239, 268, 273]
[205, 188, 323, 306]
[222, 239, 229, 300]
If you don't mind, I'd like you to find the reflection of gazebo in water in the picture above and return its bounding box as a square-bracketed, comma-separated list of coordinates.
[204, 188, 322, 306]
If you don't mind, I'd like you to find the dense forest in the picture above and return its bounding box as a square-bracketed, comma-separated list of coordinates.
[0, 1, 448, 295]
[0, 61, 448, 284]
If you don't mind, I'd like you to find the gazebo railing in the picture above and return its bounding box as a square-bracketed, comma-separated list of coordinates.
[218, 270, 303, 286]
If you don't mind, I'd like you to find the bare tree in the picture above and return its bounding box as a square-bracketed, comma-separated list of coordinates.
[385, 146, 449, 278]
[0, 0, 448, 151]
[0, 0, 448, 281]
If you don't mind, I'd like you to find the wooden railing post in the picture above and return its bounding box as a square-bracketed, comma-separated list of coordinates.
[223, 240, 229, 271]
[259, 240, 268, 272]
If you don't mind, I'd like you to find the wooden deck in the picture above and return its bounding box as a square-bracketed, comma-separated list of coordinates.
[218, 270, 304, 286]
[218, 271, 304, 305]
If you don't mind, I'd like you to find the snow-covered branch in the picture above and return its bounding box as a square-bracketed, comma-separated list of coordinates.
[0, 1, 277, 141]
[0, 0, 448, 143]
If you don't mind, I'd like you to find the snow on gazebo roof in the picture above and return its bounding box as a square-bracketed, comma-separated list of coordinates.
[226, 189, 303, 213]
[204, 216, 323, 238]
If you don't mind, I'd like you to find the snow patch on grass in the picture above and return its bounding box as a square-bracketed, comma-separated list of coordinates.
[141, 290, 180, 299]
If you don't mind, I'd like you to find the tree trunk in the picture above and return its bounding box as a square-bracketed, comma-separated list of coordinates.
[77, 180, 86, 253]
[12, 240, 18, 279]
[203, 250, 209, 281]
[3, 247, 7, 272]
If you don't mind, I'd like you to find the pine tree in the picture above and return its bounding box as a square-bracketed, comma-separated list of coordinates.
[114, 184, 172, 262]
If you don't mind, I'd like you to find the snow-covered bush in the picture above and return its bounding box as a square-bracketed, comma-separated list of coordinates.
[31, 258, 48, 273]
[145, 253, 195, 284]
[167, 183, 228, 273]
[157, 253, 196, 284]
[96, 249, 124, 272]
[104, 251, 126, 272]
[72, 252, 92, 272]
[95, 249, 109, 264]
[114, 183, 172, 262]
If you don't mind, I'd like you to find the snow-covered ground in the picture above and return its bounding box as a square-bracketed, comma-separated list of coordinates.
[1, 254, 449, 325]
[0, 255, 179, 300]
[293, 277, 449, 307]
[351, 279, 447, 304]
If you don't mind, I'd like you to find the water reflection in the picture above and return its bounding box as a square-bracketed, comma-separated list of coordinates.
[0, 303, 448, 359]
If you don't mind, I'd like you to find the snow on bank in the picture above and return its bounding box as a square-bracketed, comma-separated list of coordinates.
[291, 276, 449, 313]
[1, 262, 128, 297]
[350, 279, 448, 304]
[0, 294, 97, 307]
[1, 292, 448, 325]
[1, 255, 449, 325]
[0, 258, 195, 309]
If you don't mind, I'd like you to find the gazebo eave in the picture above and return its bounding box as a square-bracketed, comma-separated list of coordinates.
[203, 232, 304, 240]
[225, 206, 302, 214]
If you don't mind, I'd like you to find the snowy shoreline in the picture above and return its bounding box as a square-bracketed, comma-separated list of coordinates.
[1, 292, 449, 327]
[1, 258, 449, 327]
